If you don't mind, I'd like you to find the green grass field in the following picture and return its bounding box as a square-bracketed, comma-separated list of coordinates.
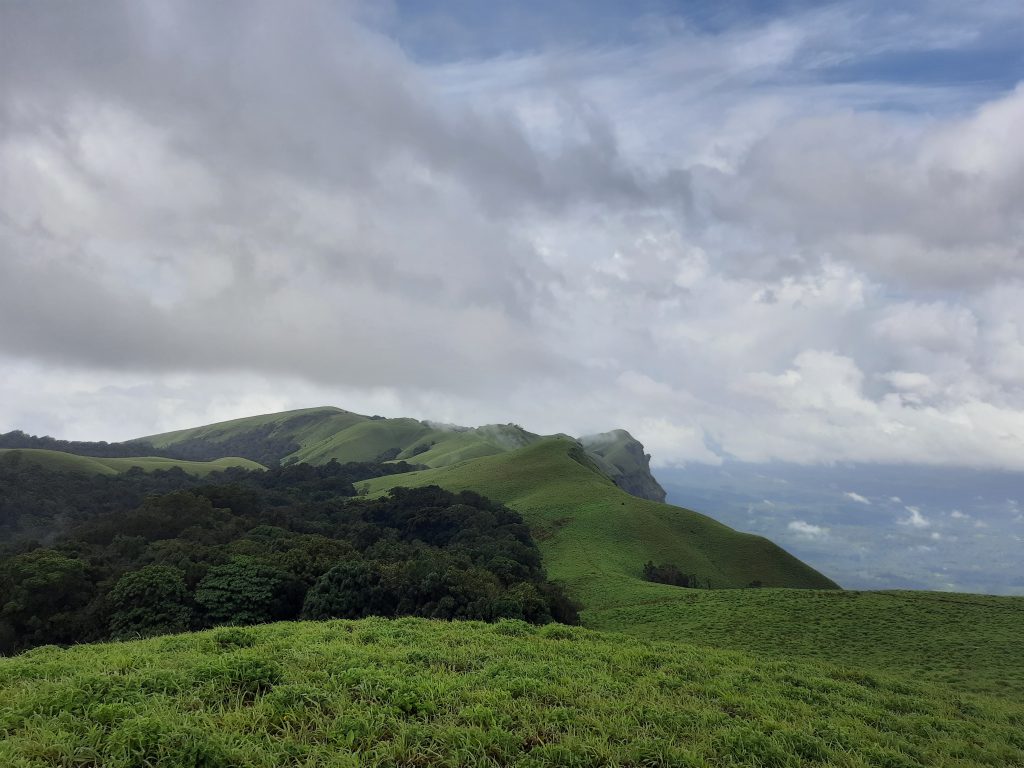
[592, 587, 1024, 699]
[2, 617, 1021, 768]
[0, 449, 265, 477]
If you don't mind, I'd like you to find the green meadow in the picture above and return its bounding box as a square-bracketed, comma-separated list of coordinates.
[2, 617, 1022, 768]
[593, 587, 1024, 699]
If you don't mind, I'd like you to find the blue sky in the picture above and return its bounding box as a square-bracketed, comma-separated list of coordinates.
[388, 0, 1024, 96]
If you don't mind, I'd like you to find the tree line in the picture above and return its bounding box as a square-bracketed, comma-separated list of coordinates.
[0, 456, 578, 654]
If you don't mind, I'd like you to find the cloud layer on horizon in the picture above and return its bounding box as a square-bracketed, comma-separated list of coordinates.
[2, 0, 1024, 470]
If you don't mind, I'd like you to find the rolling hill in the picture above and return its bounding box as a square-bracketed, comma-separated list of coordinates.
[359, 438, 837, 599]
[0, 448, 264, 477]
[358, 439, 1024, 698]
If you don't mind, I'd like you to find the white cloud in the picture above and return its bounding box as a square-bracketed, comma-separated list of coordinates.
[2, 1, 1024, 475]
[788, 520, 828, 538]
[950, 510, 968, 519]
[845, 491, 871, 505]
[900, 506, 931, 529]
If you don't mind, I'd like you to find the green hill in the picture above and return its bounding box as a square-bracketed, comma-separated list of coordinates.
[134, 407, 668, 501]
[359, 438, 838, 600]
[2, 617, 1021, 768]
[137, 407, 545, 467]
[0, 448, 264, 477]
[356, 440, 1024, 698]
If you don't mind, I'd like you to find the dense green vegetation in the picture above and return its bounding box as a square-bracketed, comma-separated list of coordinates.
[0, 460, 575, 654]
[642, 560, 711, 589]
[0, 430, 166, 458]
[0, 451, 413, 548]
[1, 618, 1021, 767]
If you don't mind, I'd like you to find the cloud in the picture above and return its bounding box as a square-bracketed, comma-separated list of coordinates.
[788, 520, 828, 539]
[2, 0, 1024, 476]
[845, 492, 871, 505]
[950, 510, 968, 519]
[900, 506, 931, 529]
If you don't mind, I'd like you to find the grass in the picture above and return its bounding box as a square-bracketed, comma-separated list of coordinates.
[139, 407, 359, 450]
[591, 587, 1024, 700]
[0, 449, 265, 477]
[2, 617, 1022, 767]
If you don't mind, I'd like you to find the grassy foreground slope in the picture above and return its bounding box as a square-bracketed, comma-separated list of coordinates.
[360, 438, 838, 607]
[0, 448, 264, 476]
[2, 618, 1022, 768]
[596, 588, 1024, 699]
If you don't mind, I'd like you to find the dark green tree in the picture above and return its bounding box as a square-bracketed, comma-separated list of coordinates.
[0, 549, 93, 652]
[195, 557, 302, 626]
[301, 560, 389, 620]
[108, 565, 194, 639]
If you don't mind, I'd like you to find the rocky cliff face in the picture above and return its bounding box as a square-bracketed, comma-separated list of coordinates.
[579, 429, 667, 503]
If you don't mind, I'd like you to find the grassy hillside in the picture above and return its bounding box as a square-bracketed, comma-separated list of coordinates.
[139, 407, 356, 450]
[357, 440, 1024, 699]
[594, 588, 1024, 699]
[2, 618, 1021, 768]
[360, 438, 838, 604]
[136, 408, 670, 501]
[0, 448, 264, 477]
[138, 406, 545, 469]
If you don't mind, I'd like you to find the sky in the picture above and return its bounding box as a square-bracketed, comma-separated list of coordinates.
[660, 462, 1024, 594]
[2, 0, 1024, 475]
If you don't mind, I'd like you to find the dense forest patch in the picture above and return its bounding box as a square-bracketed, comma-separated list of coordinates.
[0, 459, 576, 654]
